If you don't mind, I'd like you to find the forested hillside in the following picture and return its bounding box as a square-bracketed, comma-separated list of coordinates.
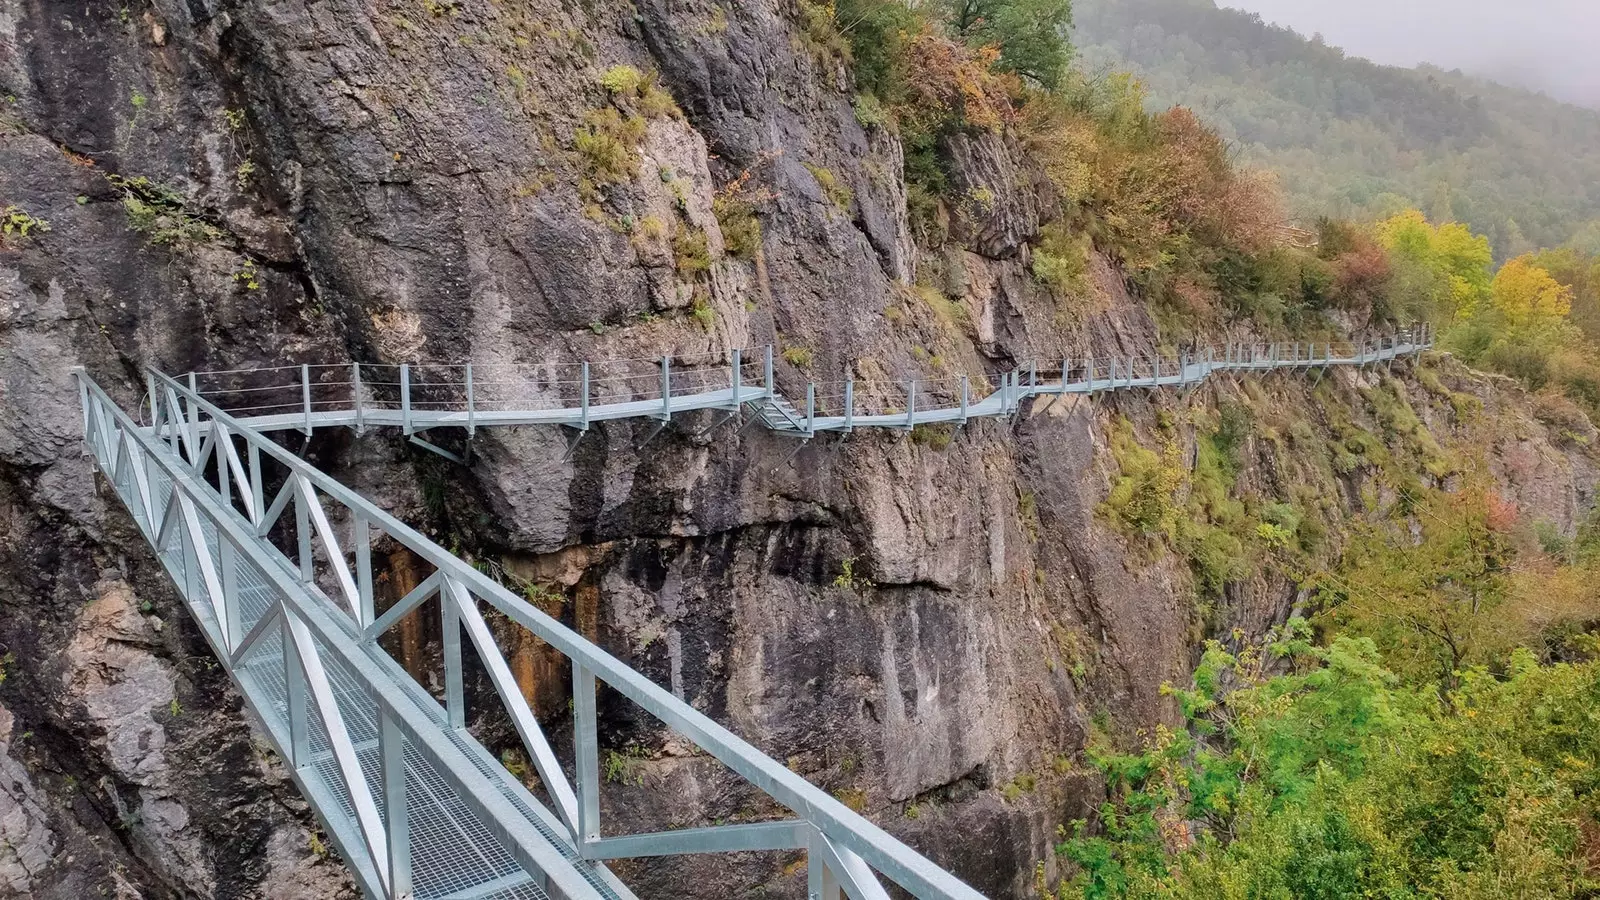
[1073, 0, 1600, 258]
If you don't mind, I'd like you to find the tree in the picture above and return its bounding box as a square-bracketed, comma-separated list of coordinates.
[942, 0, 1074, 89]
[1492, 256, 1574, 326]
[1375, 210, 1493, 320]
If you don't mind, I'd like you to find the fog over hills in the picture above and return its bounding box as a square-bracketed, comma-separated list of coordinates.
[1223, 0, 1600, 109]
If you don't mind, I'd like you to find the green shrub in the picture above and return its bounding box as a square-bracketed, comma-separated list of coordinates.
[1031, 221, 1090, 295]
[672, 226, 711, 276]
[0, 205, 49, 243]
[713, 192, 762, 260]
[574, 108, 646, 192]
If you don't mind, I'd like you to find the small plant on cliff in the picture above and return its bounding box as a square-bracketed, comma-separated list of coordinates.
[0, 651, 13, 685]
[803, 162, 852, 211]
[672, 226, 711, 276]
[574, 108, 646, 197]
[781, 345, 815, 367]
[599, 65, 680, 119]
[0, 205, 50, 244]
[109, 174, 221, 248]
[1031, 221, 1090, 297]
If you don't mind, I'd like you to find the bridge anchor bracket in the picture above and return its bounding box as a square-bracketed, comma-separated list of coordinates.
[561, 426, 588, 463]
[694, 409, 739, 438]
[408, 435, 468, 465]
[635, 419, 668, 450]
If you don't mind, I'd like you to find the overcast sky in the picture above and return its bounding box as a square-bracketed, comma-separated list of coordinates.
[1222, 0, 1600, 108]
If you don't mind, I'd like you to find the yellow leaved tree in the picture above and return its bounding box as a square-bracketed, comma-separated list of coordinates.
[1491, 255, 1574, 326]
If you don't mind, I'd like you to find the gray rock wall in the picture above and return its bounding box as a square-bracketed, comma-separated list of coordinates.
[0, 2, 1593, 899]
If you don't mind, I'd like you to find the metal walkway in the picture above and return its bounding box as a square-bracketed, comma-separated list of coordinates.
[164, 328, 1432, 450]
[73, 326, 1429, 900]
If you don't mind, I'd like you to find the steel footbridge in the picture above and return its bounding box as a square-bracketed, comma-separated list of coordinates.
[73, 327, 1429, 900]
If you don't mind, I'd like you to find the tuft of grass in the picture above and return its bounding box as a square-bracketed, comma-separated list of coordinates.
[691, 296, 716, 330]
[782, 345, 814, 367]
[803, 162, 852, 211]
[672, 226, 711, 276]
[599, 64, 680, 119]
[574, 108, 647, 195]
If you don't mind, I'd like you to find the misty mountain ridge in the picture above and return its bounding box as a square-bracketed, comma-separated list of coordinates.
[1074, 0, 1600, 256]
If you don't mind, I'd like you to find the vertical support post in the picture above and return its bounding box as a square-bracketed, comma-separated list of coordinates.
[579, 362, 590, 431]
[144, 371, 159, 429]
[294, 477, 313, 582]
[216, 424, 231, 505]
[248, 443, 263, 526]
[400, 364, 412, 437]
[442, 588, 464, 729]
[1087, 357, 1096, 395]
[805, 383, 816, 435]
[809, 832, 844, 900]
[465, 363, 476, 439]
[186, 372, 201, 463]
[843, 378, 854, 432]
[573, 663, 600, 849]
[959, 376, 969, 424]
[355, 513, 373, 628]
[905, 381, 916, 429]
[731, 348, 742, 410]
[352, 363, 365, 436]
[301, 364, 313, 437]
[283, 614, 310, 768]
[1060, 358, 1069, 395]
[1154, 355, 1161, 384]
[660, 356, 672, 421]
[764, 346, 775, 398]
[380, 706, 412, 900]
[220, 534, 240, 650]
[1029, 362, 1037, 391]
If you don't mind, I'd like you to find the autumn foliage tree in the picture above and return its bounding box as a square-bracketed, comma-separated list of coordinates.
[1492, 255, 1575, 326]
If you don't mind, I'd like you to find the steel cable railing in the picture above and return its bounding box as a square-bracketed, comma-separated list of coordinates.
[169, 327, 1432, 443]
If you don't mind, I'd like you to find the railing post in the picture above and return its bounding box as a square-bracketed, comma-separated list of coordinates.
[465, 363, 476, 439]
[843, 377, 854, 432]
[579, 361, 590, 431]
[731, 348, 742, 410]
[144, 371, 158, 429]
[1060, 357, 1069, 395]
[283, 613, 310, 768]
[355, 513, 373, 628]
[380, 706, 413, 900]
[765, 346, 775, 398]
[294, 476, 314, 582]
[186, 372, 200, 463]
[959, 376, 969, 424]
[301, 363, 312, 437]
[216, 423, 231, 505]
[573, 663, 600, 850]
[442, 586, 464, 729]
[806, 383, 816, 436]
[400, 364, 412, 437]
[1153, 355, 1161, 384]
[661, 356, 672, 421]
[1087, 357, 1096, 395]
[905, 381, 917, 429]
[352, 363, 365, 436]
[220, 534, 240, 650]
[248, 443, 263, 525]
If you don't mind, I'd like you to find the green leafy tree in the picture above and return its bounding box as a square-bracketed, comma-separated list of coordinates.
[941, 0, 1074, 89]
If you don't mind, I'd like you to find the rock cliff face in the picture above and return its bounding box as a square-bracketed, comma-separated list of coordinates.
[0, 3, 1594, 899]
